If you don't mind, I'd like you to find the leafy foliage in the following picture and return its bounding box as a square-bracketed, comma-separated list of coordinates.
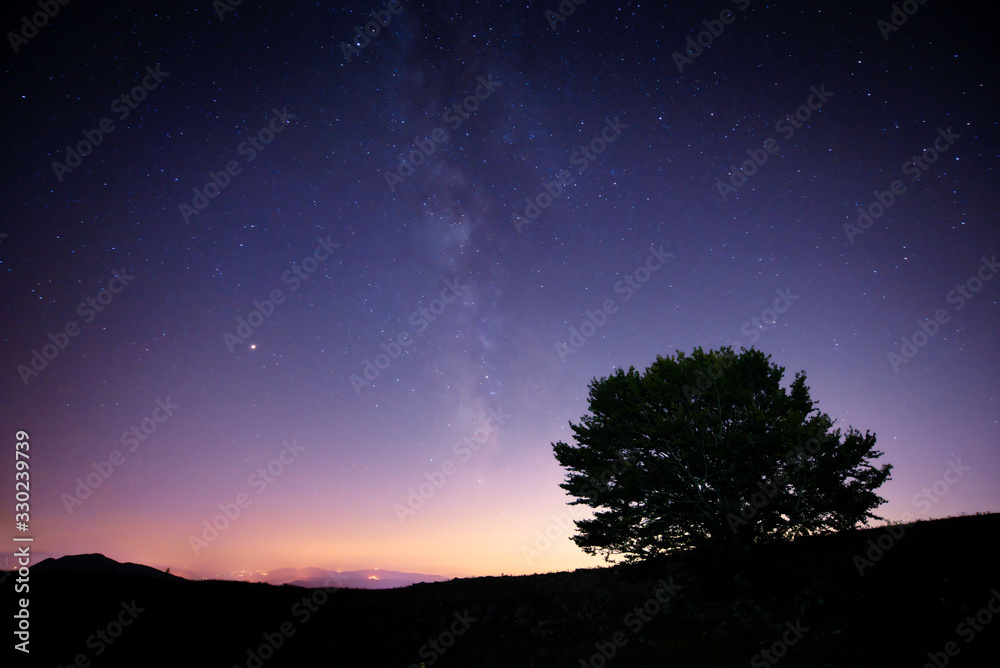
[552, 347, 893, 562]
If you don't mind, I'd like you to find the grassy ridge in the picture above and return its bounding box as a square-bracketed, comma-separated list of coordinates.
[11, 514, 1000, 667]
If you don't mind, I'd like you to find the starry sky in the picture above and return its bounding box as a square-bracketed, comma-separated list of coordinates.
[1, 0, 998, 580]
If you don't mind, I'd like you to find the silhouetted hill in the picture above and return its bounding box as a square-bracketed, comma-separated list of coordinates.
[11, 514, 1000, 667]
[31, 553, 182, 580]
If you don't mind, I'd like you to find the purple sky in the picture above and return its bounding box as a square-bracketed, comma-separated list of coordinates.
[1, 0, 997, 579]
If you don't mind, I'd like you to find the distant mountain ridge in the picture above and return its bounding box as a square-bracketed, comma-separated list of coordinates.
[31, 553, 181, 579]
[27, 553, 449, 589]
[266, 567, 450, 589]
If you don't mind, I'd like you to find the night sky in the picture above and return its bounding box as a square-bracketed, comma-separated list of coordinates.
[2, 0, 998, 580]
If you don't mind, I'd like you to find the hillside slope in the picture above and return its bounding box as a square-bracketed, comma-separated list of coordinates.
[11, 514, 1000, 667]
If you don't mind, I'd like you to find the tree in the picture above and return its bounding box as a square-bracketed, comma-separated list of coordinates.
[551, 346, 892, 563]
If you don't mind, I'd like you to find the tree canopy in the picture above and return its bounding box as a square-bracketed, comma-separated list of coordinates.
[552, 346, 892, 562]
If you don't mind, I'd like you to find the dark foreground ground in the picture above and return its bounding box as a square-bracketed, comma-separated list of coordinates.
[8, 514, 1000, 667]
